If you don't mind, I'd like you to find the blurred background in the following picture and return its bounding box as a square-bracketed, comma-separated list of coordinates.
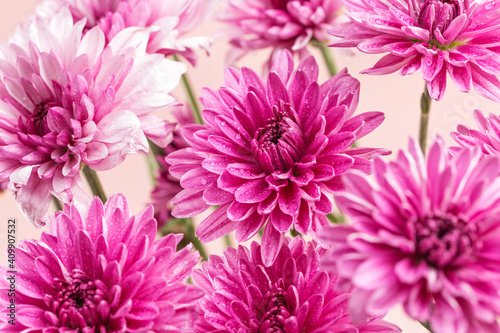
[0, 1, 498, 331]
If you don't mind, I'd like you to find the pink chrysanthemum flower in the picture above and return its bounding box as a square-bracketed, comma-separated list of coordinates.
[451, 109, 500, 159]
[0, 7, 185, 226]
[329, 0, 500, 101]
[218, 0, 343, 64]
[0, 194, 203, 332]
[319, 136, 500, 332]
[167, 50, 388, 265]
[150, 106, 194, 228]
[192, 237, 400, 332]
[39, 0, 217, 64]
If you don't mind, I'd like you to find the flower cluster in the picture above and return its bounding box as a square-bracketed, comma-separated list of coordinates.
[167, 50, 388, 265]
[193, 237, 400, 332]
[451, 109, 500, 163]
[0, 7, 184, 225]
[320, 137, 500, 332]
[3, 0, 500, 331]
[0, 195, 203, 332]
[329, 0, 500, 100]
[218, 0, 343, 64]
[38, 0, 216, 64]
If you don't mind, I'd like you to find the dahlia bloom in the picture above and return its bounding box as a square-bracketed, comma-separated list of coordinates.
[218, 0, 343, 64]
[150, 106, 194, 229]
[167, 50, 388, 265]
[319, 137, 500, 332]
[193, 237, 400, 332]
[39, 0, 217, 64]
[329, 0, 500, 101]
[451, 109, 500, 160]
[0, 7, 185, 225]
[0, 194, 203, 332]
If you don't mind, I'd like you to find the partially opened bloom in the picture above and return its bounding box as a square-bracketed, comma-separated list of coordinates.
[193, 237, 400, 332]
[39, 0, 217, 64]
[150, 106, 194, 229]
[0, 194, 203, 332]
[0, 7, 185, 225]
[329, 0, 500, 101]
[451, 109, 500, 162]
[319, 137, 500, 332]
[167, 50, 388, 265]
[218, 0, 343, 64]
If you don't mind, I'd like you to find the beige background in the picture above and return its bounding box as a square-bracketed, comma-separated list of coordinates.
[1, 1, 498, 331]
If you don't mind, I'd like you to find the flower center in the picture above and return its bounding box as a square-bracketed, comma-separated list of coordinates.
[259, 284, 291, 332]
[257, 119, 287, 145]
[252, 102, 305, 172]
[415, 214, 476, 267]
[26, 101, 58, 136]
[46, 269, 110, 329]
[416, 0, 464, 37]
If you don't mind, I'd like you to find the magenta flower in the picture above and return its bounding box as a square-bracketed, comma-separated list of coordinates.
[319, 137, 500, 332]
[0, 194, 203, 332]
[39, 0, 217, 64]
[451, 109, 500, 160]
[150, 106, 195, 228]
[192, 237, 400, 332]
[167, 50, 388, 265]
[218, 0, 342, 64]
[0, 7, 185, 225]
[329, 0, 500, 101]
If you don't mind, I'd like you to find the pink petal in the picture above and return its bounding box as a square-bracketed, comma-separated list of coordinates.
[196, 204, 238, 242]
[261, 221, 284, 267]
[234, 179, 272, 203]
[361, 54, 411, 75]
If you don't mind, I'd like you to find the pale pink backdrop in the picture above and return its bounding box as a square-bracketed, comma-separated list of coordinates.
[1, 1, 498, 332]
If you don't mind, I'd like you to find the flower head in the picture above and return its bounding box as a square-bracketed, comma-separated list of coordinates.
[0, 7, 185, 225]
[150, 106, 195, 229]
[329, 0, 500, 101]
[39, 0, 217, 64]
[218, 0, 343, 64]
[0, 194, 203, 332]
[451, 109, 500, 161]
[192, 237, 400, 332]
[167, 50, 388, 266]
[319, 136, 500, 332]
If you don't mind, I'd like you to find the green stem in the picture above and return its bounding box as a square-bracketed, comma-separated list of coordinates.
[145, 138, 164, 185]
[290, 227, 301, 238]
[148, 138, 165, 159]
[161, 218, 208, 261]
[420, 321, 433, 332]
[419, 84, 432, 155]
[327, 212, 344, 223]
[82, 165, 107, 203]
[145, 153, 158, 185]
[224, 234, 233, 248]
[185, 220, 208, 260]
[52, 196, 63, 211]
[173, 55, 203, 124]
[312, 40, 337, 77]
